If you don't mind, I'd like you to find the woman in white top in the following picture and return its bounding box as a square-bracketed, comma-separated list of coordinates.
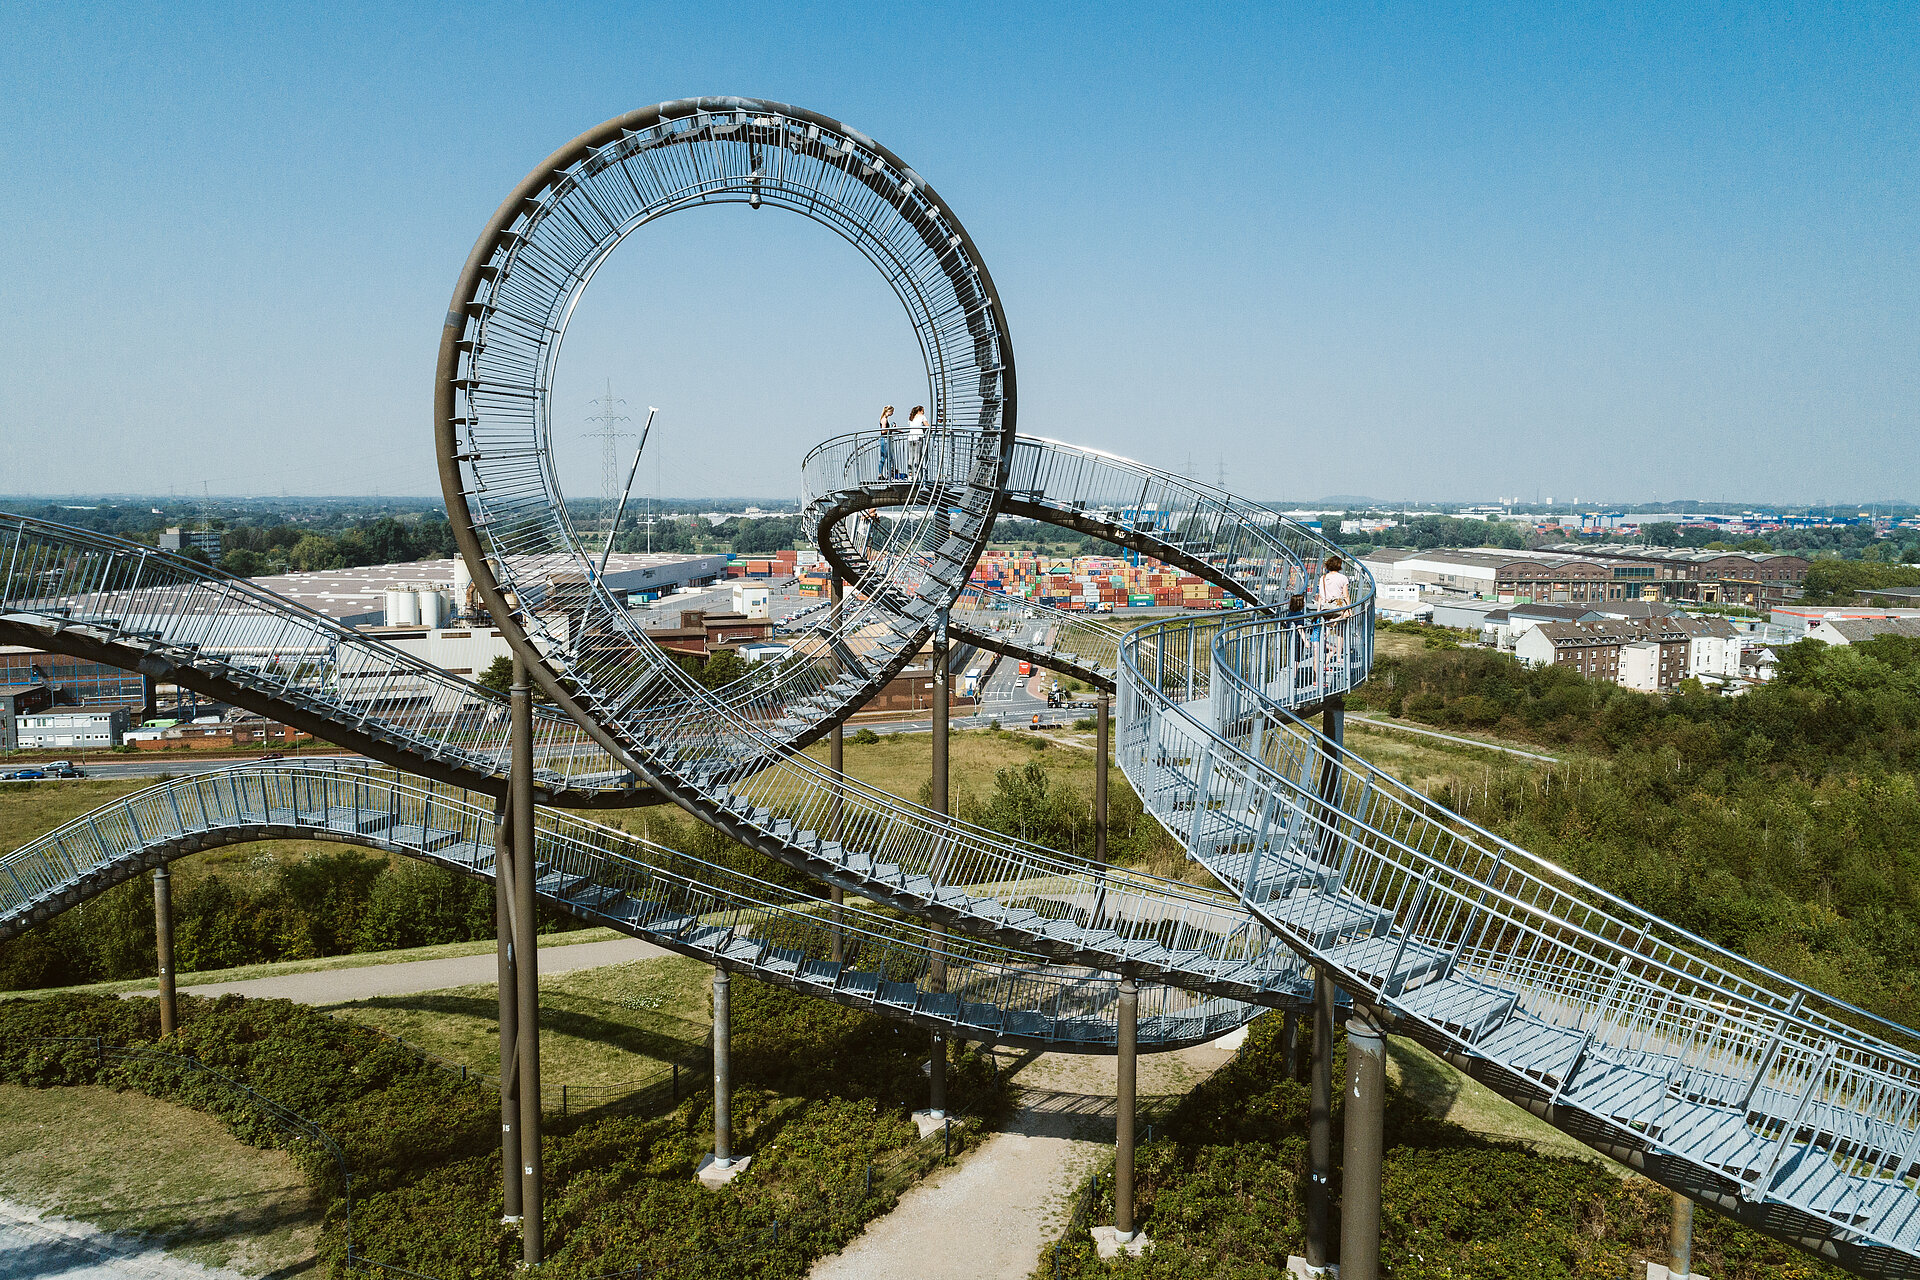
[906, 405, 928, 481]
[1317, 554, 1352, 674]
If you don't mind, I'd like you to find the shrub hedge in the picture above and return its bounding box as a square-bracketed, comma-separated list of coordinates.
[0, 974, 1004, 1278]
[1032, 1013, 1848, 1280]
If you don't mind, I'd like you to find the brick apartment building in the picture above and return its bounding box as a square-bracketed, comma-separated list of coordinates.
[1516, 615, 1740, 692]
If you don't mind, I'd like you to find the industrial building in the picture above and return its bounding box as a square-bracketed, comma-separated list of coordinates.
[1363, 546, 1808, 608]
[158, 526, 224, 557]
[13, 708, 130, 750]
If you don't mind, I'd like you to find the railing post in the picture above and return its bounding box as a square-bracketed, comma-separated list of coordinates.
[493, 795, 521, 1224]
[510, 655, 542, 1266]
[1341, 1014, 1387, 1280]
[1306, 968, 1335, 1271]
[152, 866, 176, 1037]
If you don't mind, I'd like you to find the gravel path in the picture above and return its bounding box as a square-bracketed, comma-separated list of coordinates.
[176, 937, 667, 1005]
[0, 1199, 249, 1280]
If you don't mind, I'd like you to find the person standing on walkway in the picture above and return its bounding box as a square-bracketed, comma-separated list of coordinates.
[906, 405, 929, 482]
[1317, 554, 1353, 676]
[877, 404, 898, 481]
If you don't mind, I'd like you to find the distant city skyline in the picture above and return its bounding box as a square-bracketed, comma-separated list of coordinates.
[2, 6, 1914, 503]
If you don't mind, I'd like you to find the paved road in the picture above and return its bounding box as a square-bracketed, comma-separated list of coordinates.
[167, 937, 668, 1005]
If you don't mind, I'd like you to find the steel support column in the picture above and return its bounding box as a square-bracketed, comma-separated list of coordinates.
[1341, 1015, 1387, 1280]
[928, 611, 949, 1118]
[510, 655, 542, 1266]
[152, 866, 175, 1037]
[1671, 1193, 1694, 1279]
[829, 573, 845, 963]
[1115, 974, 1139, 1241]
[494, 798, 521, 1222]
[712, 967, 734, 1166]
[1095, 691, 1110, 864]
[1306, 969, 1335, 1271]
[1283, 1010, 1300, 1082]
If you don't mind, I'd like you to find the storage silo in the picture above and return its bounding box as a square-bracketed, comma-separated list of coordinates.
[385, 586, 419, 626]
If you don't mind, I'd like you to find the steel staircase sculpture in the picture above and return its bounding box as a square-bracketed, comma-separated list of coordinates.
[0, 514, 651, 806]
[0, 94, 1914, 1272]
[0, 762, 1253, 1052]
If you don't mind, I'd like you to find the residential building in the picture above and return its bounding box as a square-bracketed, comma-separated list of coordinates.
[14, 708, 130, 749]
[1515, 615, 1716, 692]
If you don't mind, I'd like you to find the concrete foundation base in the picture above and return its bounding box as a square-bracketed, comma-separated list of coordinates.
[1645, 1266, 1707, 1280]
[912, 1109, 951, 1141]
[1287, 1257, 1337, 1278]
[1090, 1226, 1153, 1259]
[695, 1153, 751, 1187]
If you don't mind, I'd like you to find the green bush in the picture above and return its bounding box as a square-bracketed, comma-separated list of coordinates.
[0, 972, 1007, 1279]
[1033, 1015, 1845, 1279]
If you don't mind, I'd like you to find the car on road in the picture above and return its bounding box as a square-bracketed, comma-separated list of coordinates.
[45, 765, 86, 778]
[4, 769, 47, 780]
[258, 752, 285, 761]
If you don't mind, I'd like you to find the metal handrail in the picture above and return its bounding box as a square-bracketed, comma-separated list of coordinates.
[0, 762, 1257, 1051]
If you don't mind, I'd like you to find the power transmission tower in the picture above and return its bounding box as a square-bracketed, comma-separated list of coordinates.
[583, 382, 634, 551]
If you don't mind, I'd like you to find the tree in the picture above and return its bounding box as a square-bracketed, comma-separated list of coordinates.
[289, 533, 344, 571]
[477, 656, 514, 696]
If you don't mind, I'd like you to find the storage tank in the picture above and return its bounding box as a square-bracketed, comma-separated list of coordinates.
[385, 586, 419, 626]
[453, 557, 474, 620]
[416, 589, 444, 629]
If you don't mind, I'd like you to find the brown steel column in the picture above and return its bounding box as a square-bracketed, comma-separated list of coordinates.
[1340, 1015, 1387, 1280]
[510, 656, 542, 1266]
[1094, 692, 1110, 863]
[494, 798, 521, 1222]
[1306, 969, 1335, 1270]
[829, 574, 845, 962]
[152, 866, 176, 1037]
[712, 967, 734, 1166]
[1671, 1193, 1694, 1279]
[1114, 974, 1139, 1240]
[928, 612, 949, 1117]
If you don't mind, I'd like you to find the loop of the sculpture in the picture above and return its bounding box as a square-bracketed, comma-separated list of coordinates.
[435, 98, 1015, 749]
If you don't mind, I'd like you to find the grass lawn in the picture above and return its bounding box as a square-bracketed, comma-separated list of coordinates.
[0, 778, 161, 855]
[324, 953, 716, 1089]
[1386, 1036, 1632, 1174]
[0, 1081, 322, 1274]
[1, 776, 359, 900]
[1344, 721, 1557, 797]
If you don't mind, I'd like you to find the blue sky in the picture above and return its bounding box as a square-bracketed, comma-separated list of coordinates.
[1, 2, 1914, 504]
